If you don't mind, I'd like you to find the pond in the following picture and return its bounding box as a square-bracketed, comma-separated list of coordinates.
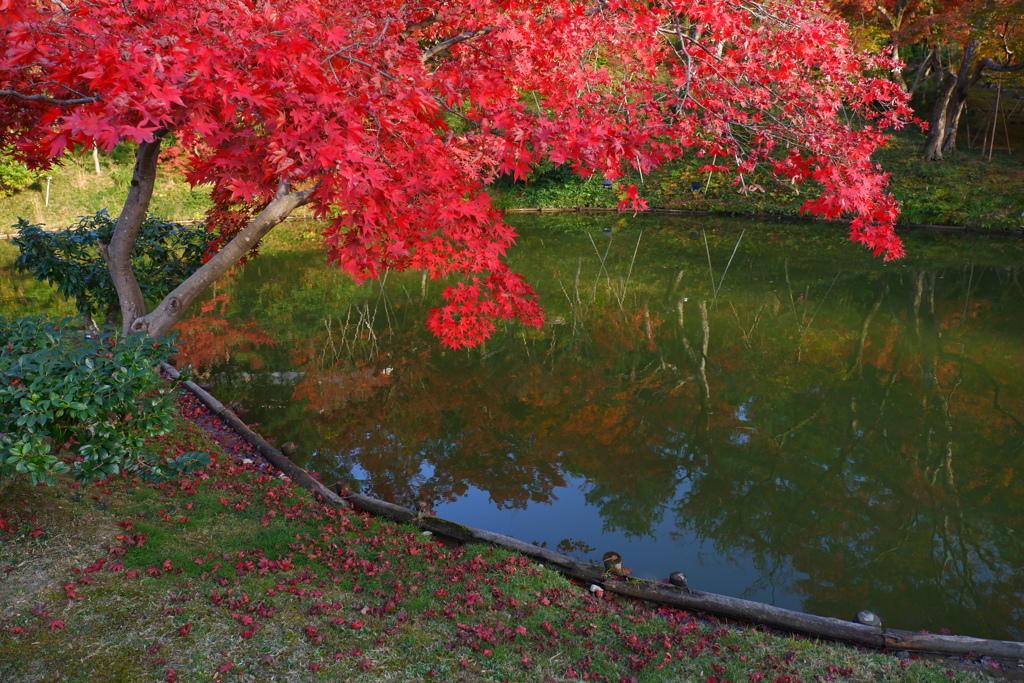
[11, 213, 1024, 640]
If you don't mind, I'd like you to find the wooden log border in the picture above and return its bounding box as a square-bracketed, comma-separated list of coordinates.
[162, 367, 1024, 660]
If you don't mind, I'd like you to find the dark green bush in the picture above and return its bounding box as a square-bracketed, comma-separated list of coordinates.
[12, 210, 208, 329]
[0, 315, 186, 484]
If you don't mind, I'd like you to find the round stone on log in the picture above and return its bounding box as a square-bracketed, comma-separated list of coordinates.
[854, 610, 882, 628]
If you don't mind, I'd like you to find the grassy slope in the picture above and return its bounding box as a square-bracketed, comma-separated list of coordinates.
[0, 147, 212, 234]
[2, 129, 1022, 237]
[0, 391, 996, 683]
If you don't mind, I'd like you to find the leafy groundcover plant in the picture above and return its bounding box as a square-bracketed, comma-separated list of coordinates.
[0, 315, 206, 484]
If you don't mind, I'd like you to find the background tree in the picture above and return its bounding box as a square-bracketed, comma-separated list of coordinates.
[833, 0, 931, 89]
[1, 0, 913, 348]
[920, 1, 1024, 160]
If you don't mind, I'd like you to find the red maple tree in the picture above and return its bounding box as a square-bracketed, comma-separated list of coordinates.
[1, 0, 913, 347]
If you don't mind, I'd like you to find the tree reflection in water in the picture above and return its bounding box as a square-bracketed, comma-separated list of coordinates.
[178, 216, 1024, 639]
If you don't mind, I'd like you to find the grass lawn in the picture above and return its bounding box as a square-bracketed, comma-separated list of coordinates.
[0, 146, 212, 234]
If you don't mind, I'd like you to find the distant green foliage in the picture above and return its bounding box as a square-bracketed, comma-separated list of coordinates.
[0, 315, 184, 484]
[490, 164, 620, 209]
[12, 210, 209, 328]
[488, 131, 1024, 232]
[0, 148, 36, 197]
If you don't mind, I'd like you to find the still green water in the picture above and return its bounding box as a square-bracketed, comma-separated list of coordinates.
[9, 214, 1024, 639]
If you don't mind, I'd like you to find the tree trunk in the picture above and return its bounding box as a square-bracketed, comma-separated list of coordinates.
[920, 42, 1024, 161]
[890, 43, 907, 90]
[103, 137, 314, 339]
[908, 45, 937, 95]
[133, 182, 314, 338]
[106, 136, 164, 335]
[923, 40, 978, 161]
[104, 303, 120, 329]
[923, 73, 956, 161]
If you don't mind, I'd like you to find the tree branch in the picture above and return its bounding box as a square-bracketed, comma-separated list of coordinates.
[400, 13, 436, 40]
[132, 186, 316, 338]
[0, 89, 99, 106]
[421, 27, 494, 63]
[979, 57, 1024, 74]
[107, 134, 166, 335]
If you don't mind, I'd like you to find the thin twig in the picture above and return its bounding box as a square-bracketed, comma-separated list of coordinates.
[712, 229, 744, 304]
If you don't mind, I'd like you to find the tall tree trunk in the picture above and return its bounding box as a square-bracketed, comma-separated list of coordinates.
[923, 39, 978, 161]
[104, 136, 165, 334]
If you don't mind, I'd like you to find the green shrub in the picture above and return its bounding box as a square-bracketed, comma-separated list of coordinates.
[12, 210, 209, 329]
[0, 315, 185, 484]
[0, 148, 36, 197]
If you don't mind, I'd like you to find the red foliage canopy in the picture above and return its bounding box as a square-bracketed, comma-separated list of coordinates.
[1, 0, 912, 347]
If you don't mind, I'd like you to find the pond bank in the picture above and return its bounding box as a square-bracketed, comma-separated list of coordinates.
[503, 206, 1024, 237]
[164, 361, 1024, 667]
[490, 132, 1024, 232]
[3, 393, 1003, 682]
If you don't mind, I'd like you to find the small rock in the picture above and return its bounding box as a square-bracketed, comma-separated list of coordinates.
[854, 610, 883, 628]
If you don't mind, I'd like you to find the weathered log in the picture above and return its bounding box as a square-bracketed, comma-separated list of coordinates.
[342, 491, 885, 647]
[883, 629, 1024, 659]
[161, 362, 348, 510]
[343, 491, 609, 585]
[608, 582, 885, 648]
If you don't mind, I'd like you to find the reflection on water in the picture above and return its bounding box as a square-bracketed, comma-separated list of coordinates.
[176, 215, 1024, 639]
